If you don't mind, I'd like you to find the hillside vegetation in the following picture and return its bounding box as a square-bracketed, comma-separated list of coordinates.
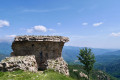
[68, 65, 118, 80]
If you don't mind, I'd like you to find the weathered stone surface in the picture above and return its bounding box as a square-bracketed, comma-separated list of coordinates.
[11, 36, 69, 71]
[47, 57, 69, 76]
[11, 41, 65, 70]
[0, 55, 38, 72]
[14, 35, 69, 42]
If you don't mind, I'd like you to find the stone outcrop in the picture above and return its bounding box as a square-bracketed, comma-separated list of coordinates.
[79, 72, 88, 79]
[47, 57, 69, 76]
[0, 35, 69, 76]
[0, 55, 37, 72]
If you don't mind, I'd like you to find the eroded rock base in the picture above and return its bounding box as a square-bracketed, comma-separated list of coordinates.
[0, 55, 38, 72]
[0, 56, 69, 76]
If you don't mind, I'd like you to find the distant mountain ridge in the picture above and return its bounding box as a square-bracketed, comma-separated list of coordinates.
[0, 42, 11, 61]
[101, 50, 120, 55]
[0, 42, 12, 55]
[62, 46, 119, 63]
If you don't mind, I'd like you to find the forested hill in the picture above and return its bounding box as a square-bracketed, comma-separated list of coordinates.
[95, 51, 120, 78]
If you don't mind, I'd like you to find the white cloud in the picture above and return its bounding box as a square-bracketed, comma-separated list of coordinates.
[0, 38, 12, 42]
[6, 35, 16, 38]
[34, 25, 47, 32]
[27, 29, 33, 33]
[93, 22, 103, 27]
[27, 25, 54, 33]
[57, 22, 61, 26]
[0, 35, 16, 42]
[111, 32, 120, 37]
[48, 29, 55, 31]
[82, 22, 88, 26]
[0, 20, 10, 27]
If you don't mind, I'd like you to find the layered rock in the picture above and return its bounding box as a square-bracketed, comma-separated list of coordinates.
[14, 35, 69, 42]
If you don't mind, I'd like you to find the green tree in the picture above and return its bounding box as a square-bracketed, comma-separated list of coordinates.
[77, 47, 96, 80]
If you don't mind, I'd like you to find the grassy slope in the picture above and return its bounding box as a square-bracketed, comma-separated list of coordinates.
[0, 70, 74, 80]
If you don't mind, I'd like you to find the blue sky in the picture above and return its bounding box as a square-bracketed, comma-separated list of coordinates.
[0, 0, 120, 49]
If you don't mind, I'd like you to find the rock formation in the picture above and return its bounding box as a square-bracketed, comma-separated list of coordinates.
[0, 35, 69, 75]
[0, 55, 37, 72]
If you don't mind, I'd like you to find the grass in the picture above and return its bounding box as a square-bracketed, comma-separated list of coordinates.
[0, 69, 75, 80]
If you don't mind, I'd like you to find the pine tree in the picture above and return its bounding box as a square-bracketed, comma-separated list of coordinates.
[77, 47, 96, 80]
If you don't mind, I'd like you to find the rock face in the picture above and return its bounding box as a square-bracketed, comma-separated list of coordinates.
[0, 55, 37, 72]
[0, 35, 69, 76]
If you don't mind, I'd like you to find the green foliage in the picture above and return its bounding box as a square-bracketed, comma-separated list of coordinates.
[77, 47, 96, 79]
[68, 65, 88, 80]
[95, 54, 120, 79]
[0, 70, 75, 80]
[95, 58, 120, 79]
[68, 65, 118, 80]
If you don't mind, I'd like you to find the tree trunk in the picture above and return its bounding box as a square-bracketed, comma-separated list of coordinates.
[88, 72, 90, 80]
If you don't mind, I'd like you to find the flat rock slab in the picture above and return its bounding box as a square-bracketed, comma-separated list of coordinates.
[14, 35, 69, 42]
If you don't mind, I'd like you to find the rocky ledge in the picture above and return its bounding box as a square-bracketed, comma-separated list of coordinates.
[14, 35, 69, 42]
